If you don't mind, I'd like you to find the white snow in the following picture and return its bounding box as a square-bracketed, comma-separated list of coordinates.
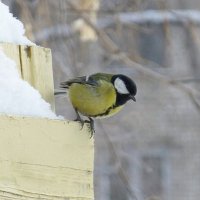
[0, 49, 60, 119]
[0, 2, 34, 45]
[0, 2, 61, 119]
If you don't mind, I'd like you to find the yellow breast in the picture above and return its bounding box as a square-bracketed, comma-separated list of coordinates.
[68, 80, 122, 118]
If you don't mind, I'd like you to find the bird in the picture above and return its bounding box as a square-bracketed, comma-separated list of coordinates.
[56, 73, 137, 137]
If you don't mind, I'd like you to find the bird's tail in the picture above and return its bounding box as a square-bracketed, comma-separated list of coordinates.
[54, 89, 66, 96]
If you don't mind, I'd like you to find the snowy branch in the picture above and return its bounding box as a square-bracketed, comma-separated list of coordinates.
[34, 24, 76, 43]
[35, 10, 200, 43]
[100, 10, 200, 27]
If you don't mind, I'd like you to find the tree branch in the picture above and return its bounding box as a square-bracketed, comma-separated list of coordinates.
[101, 10, 200, 26]
[35, 24, 76, 43]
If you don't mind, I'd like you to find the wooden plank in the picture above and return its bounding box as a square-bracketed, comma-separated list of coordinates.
[0, 43, 55, 110]
[20, 45, 55, 110]
[0, 115, 94, 200]
[0, 43, 22, 76]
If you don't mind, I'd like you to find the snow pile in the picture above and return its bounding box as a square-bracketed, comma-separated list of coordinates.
[0, 49, 59, 119]
[0, 2, 34, 45]
[0, 2, 60, 119]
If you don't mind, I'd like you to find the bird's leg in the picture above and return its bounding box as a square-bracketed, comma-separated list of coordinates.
[74, 109, 94, 137]
[85, 117, 95, 138]
[74, 108, 84, 129]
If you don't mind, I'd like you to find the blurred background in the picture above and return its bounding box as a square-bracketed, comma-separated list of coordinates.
[2, 0, 200, 199]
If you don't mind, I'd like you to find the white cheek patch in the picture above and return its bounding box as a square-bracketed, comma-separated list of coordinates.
[114, 78, 129, 94]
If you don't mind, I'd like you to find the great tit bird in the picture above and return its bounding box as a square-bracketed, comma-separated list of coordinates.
[58, 73, 137, 136]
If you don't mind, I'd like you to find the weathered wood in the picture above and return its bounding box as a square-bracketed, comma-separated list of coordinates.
[0, 43, 55, 110]
[20, 45, 55, 110]
[0, 115, 94, 200]
[0, 42, 22, 75]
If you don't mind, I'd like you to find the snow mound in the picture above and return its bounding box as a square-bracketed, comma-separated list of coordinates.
[0, 2, 34, 45]
[0, 49, 59, 119]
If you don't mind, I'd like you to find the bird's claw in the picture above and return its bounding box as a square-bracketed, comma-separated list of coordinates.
[85, 118, 95, 138]
[74, 118, 85, 130]
[74, 118, 95, 138]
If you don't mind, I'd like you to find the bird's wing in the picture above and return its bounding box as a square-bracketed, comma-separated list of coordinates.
[89, 73, 113, 82]
[60, 76, 98, 89]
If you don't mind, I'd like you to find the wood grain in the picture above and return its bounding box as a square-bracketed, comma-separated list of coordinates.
[0, 115, 94, 200]
[0, 42, 22, 76]
[0, 43, 55, 110]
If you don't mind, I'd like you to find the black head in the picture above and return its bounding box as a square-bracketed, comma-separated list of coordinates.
[111, 74, 137, 106]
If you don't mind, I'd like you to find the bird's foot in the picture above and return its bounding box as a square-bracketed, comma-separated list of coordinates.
[74, 117, 85, 130]
[74, 118, 94, 138]
[85, 118, 95, 138]
[74, 108, 85, 130]
[74, 109, 94, 138]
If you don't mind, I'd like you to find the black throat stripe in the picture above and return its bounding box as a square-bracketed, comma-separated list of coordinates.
[89, 104, 117, 118]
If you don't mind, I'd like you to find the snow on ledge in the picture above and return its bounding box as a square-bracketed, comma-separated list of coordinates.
[0, 2, 34, 45]
[0, 49, 60, 119]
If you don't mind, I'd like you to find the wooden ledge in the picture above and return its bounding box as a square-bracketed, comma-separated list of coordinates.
[0, 115, 94, 200]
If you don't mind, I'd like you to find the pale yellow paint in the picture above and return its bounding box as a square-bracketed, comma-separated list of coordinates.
[0, 43, 55, 110]
[20, 45, 55, 110]
[0, 42, 22, 75]
[0, 115, 94, 200]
